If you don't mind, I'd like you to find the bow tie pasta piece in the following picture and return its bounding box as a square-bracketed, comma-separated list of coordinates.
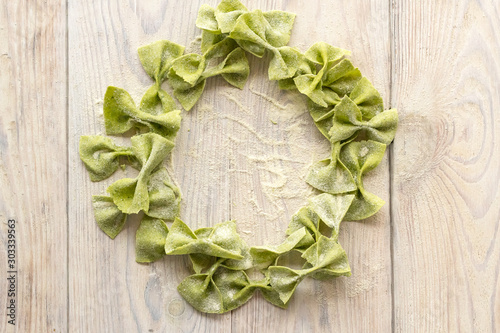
[286, 194, 354, 243]
[268, 46, 308, 81]
[306, 141, 357, 195]
[300, 235, 351, 280]
[304, 42, 351, 68]
[187, 228, 252, 273]
[168, 47, 249, 110]
[212, 267, 261, 312]
[293, 42, 351, 107]
[177, 268, 225, 313]
[342, 76, 383, 120]
[197, 2, 296, 81]
[276, 48, 316, 89]
[250, 227, 314, 269]
[179, 261, 281, 313]
[146, 167, 181, 221]
[214, 0, 249, 34]
[214, 267, 289, 311]
[196, 4, 221, 33]
[135, 216, 169, 263]
[229, 10, 296, 80]
[178, 256, 262, 313]
[286, 206, 321, 241]
[269, 236, 350, 303]
[167, 54, 207, 111]
[229, 10, 294, 57]
[322, 58, 363, 96]
[138, 40, 184, 116]
[79, 135, 135, 182]
[202, 38, 250, 89]
[130, 132, 175, 167]
[177, 260, 262, 314]
[139, 83, 178, 117]
[339, 140, 387, 220]
[259, 284, 289, 308]
[107, 133, 174, 214]
[203, 47, 250, 88]
[164, 218, 245, 260]
[328, 95, 398, 144]
[103, 86, 181, 140]
[200, 30, 228, 54]
[308, 77, 386, 138]
[138, 40, 185, 84]
[308, 193, 355, 240]
[92, 195, 128, 239]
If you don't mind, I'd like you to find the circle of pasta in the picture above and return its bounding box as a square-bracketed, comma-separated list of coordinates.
[79, 0, 398, 314]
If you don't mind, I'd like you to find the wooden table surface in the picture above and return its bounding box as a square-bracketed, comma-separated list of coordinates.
[1, 0, 499, 332]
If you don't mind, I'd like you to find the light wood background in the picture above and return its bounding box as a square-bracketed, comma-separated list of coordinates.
[0, 0, 498, 332]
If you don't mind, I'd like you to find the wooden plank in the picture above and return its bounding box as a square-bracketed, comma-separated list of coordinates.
[228, 1, 393, 332]
[68, 0, 231, 331]
[391, 0, 500, 331]
[0, 0, 68, 332]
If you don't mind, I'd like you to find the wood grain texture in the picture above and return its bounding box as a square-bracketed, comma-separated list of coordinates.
[0, 0, 68, 332]
[391, 0, 500, 331]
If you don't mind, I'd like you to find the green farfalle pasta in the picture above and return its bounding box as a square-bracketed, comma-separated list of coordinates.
[339, 140, 387, 220]
[146, 167, 181, 221]
[138, 40, 185, 84]
[168, 46, 249, 110]
[250, 227, 314, 269]
[178, 259, 272, 313]
[328, 95, 398, 144]
[196, 0, 249, 34]
[187, 225, 252, 274]
[229, 10, 295, 56]
[103, 86, 181, 140]
[308, 76, 386, 138]
[285, 206, 321, 240]
[79, 0, 399, 315]
[305, 140, 357, 195]
[135, 215, 169, 263]
[179, 256, 287, 313]
[92, 195, 128, 239]
[196, 0, 297, 81]
[196, 4, 221, 33]
[285, 193, 354, 243]
[138, 40, 185, 115]
[276, 47, 316, 89]
[300, 235, 351, 280]
[215, 0, 248, 34]
[323, 58, 363, 96]
[268, 236, 350, 303]
[79, 135, 135, 182]
[229, 9, 296, 80]
[164, 218, 245, 260]
[107, 133, 175, 214]
[308, 193, 354, 240]
[293, 42, 351, 107]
